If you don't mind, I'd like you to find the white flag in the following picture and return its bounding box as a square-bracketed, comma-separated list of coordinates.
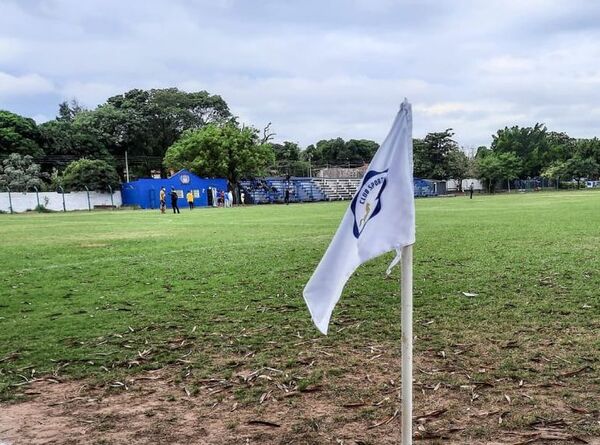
[303, 100, 415, 334]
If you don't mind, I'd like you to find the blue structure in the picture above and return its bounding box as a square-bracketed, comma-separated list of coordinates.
[121, 170, 228, 209]
[239, 177, 327, 204]
[239, 176, 439, 203]
[413, 178, 437, 197]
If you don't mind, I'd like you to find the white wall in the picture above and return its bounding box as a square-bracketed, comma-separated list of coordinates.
[0, 191, 122, 213]
[446, 179, 483, 191]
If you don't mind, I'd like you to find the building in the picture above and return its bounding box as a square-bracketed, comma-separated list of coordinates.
[121, 169, 228, 209]
[315, 165, 368, 179]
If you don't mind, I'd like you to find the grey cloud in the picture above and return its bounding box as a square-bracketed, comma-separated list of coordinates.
[1, 0, 600, 148]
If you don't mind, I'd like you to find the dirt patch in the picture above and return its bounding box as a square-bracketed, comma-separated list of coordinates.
[1, 346, 598, 445]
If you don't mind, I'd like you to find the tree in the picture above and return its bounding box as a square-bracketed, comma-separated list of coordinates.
[491, 124, 548, 177]
[476, 151, 522, 193]
[163, 123, 275, 194]
[545, 131, 576, 166]
[57, 99, 85, 122]
[271, 141, 310, 176]
[413, 129, 461, 179]
[475, 146, 490, 158]
[343, 139, 379, 164]
[559, 156, 599, 187]
[541, 161, 565, 182]
[574, 138, 600, 165]
[90, 88, 232, 177]
[273, 141, 301, 162]
[0, 110, 44, 158]
[60, 158, 121, 192]
[306, 138, 346, 166]
[303, 138, 379, 167]
[0, 153, 47, 191]
[39, 118, 112, 170]
[446, 149, 471, 191]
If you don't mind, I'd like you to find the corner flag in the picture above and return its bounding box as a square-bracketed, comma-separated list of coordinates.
[303, 100, 415, 334]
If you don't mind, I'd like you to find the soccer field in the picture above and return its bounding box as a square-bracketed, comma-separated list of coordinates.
[1, 191, 599, 444]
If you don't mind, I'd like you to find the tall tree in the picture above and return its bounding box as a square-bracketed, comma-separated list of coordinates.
[0, 110, 44, 158]
[574, 137, 600, 165]
[57, 99, 85, 122]
[85, 88, 232, 178]
[491, 124, 548, 177]
[272, 141, 309, 176]
[545, 131, 576, 166]
[476, 151, 522, 192]
[446, 149, 472, 191]
[304, 138, 378, 166]
[342, 139, 379, 164]
[413, 129, 461, 179]
[163, 123, 275, 195]
[39, 118, 112, 170]
[559, 156, 599, 187]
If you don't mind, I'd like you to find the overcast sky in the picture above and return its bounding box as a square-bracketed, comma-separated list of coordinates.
[1, 0, 600, 149]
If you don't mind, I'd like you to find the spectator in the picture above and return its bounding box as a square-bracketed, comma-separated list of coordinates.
[186, 190, 194, 210]
[159, 187, 166, 214]
[227, 190, 233, 207]
[170, 187, 180, 214]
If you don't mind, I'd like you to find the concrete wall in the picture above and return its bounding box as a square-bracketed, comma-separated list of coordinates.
[315, 166, 368, 179]
[0, 191, 122, 213]
[446, 179, 484, 191]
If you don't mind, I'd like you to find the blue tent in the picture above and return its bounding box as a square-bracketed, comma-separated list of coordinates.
[121, 170, 228, 209]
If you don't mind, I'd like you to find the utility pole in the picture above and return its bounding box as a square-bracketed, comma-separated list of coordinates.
[125, 151, 130, 183]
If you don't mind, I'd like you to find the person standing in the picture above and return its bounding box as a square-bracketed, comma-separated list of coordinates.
[284, 188, 290, 205]
[186, 190, 194, 210]
[227, 190, 233, 207]
[469, 182, 474, 199]
[170, 187, 180, 214]
[240, 192, 245, 206]
[159, 187, 166, 214]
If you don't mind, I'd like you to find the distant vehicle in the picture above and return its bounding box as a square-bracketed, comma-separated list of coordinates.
[586, 180, 600, 188]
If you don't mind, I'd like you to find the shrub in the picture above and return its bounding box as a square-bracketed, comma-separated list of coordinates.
[61, 159, 120, 192]
[34, 204, 53, 213]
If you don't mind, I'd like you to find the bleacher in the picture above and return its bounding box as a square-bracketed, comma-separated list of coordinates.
[238, 179, 276, 204]
[240, 177, 437, 204]
[239, 178, 328, 204]
[311, 178, 361, 200]
[293, 178, 327, 202]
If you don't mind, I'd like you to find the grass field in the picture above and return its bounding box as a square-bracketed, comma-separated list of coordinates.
[1, 191, 599, 444]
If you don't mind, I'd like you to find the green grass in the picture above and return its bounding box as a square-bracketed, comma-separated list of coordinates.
[1, 191, 599, 437]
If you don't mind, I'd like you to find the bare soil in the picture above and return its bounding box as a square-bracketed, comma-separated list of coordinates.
[1, 347, 598, 445]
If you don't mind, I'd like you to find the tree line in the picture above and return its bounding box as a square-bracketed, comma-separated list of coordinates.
[1, 88, 599, 193]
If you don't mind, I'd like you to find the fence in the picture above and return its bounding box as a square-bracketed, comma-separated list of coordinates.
[0, 189, 122, 213]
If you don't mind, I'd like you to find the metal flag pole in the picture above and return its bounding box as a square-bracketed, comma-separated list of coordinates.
[401, 244, 413, 444]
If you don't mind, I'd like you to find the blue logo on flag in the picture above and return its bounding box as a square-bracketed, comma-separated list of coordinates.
[350, 169, 388, 239]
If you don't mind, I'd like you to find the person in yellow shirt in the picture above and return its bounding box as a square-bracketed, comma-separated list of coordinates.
[159, 187, 166, 214]
[186, 190, 194, 210]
